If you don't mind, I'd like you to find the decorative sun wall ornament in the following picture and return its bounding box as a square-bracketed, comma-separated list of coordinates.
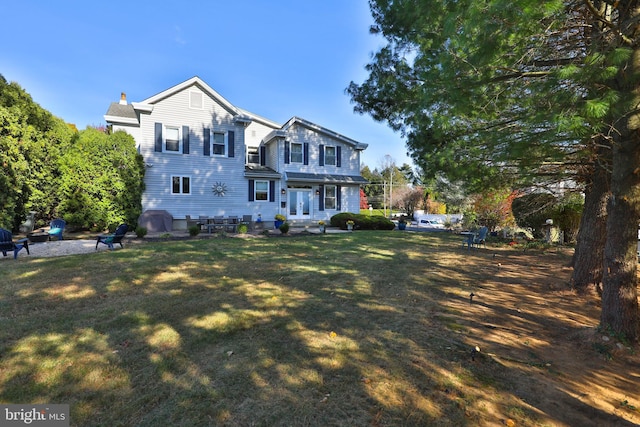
[212, 182, 228, 197]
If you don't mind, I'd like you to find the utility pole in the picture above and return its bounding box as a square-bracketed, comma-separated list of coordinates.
[385, 154, 394, 219]
[383, 181, 387, 217]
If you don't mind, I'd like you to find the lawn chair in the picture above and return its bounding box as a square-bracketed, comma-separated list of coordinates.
[48, 218, 66, 240]
[0, 228, 30, 259]
[96, 224, 128, 251]
[185, 215, 201, 229]
[225, 216, 238, 233]
[199, 215, 209, 232]
[472, 226, 488, 249]
[212, 216, 225, 233]
[241, 215, 253, 231]
[463, 226, 489, 250]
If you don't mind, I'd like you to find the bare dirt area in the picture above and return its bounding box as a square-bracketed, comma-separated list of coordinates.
[440, 245, 640, 426]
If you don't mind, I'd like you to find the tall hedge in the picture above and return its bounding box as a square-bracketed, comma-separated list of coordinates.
[58, 128, 144, 231]
[0, 75, 73, 230]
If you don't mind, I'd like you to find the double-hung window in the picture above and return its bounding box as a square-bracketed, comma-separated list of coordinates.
[255, 180, 269, 201]
[172, 175, 191, 194]
[212, 131, 226, 156]
[324, 185, 337, 209]
[324, 146, 336, 166]
[155, 123, 189, 154]
[165, 126, 181, 153]
[247, 146, 259, 164]
[290, 143, 303, 163]
[204, 128, 234, 157]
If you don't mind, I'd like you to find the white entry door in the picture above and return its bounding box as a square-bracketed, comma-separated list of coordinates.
[288, 189, 311, 219]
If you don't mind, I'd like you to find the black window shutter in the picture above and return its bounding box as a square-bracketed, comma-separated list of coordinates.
[284, 141, 290, 164]
[319, 144, 325, 166]
[182, 126, 189, 154]
[269, 180, 275, 202]
[337, 185, 342, 210]
[248, 180, 255, 201]
[228, 130, 235, 157]
[260, 146, 266, 166]
[203, 128, 210, 156]
[336, 146, 342, 167]
[319, 185, 325, 211]
[303, 143, 309, 165]
[154, 123, 163, 152]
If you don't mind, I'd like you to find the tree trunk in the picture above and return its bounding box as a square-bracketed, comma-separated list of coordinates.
[601, 178, 640, 341]
[601, 34, 640, 342]
[571, 157, 609, 293]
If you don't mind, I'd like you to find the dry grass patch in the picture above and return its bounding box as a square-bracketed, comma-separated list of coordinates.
[0, 232, 638, 426]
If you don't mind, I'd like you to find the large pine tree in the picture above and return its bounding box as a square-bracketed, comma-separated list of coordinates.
[348, 1, 639, 340]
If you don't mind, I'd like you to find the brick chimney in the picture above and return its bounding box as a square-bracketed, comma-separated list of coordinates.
[119, 92, 127, 105]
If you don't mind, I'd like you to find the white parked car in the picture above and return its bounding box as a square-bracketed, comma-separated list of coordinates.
[419, 219, 445, 229]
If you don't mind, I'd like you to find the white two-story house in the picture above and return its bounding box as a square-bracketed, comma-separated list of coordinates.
[104, 76, 368, 229]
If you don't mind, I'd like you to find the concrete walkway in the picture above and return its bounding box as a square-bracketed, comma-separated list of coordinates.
[3, 226, 348, 260]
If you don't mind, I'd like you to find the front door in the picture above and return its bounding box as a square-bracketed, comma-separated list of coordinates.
[288, 189, 311, 219]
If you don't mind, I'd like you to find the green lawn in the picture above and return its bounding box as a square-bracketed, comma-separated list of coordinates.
[0, 231, 634, 426]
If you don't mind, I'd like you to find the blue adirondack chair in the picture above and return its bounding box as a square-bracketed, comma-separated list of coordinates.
[465, 226, 489, 250]
[48, 218, 66, 240]
[96, 224, 128, 250]
[0, 228, 30, 259]
[472, 226, 489, 249]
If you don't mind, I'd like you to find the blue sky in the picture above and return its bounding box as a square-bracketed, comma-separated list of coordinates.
[1, 1, 412, 169]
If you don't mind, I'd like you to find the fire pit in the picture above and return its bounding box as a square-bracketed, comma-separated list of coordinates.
[28, 231, 50, 243]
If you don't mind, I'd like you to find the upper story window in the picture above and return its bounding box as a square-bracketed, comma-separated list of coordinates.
[255, 180, 268, 201]
[165, 126, 181, 153]
[318, 144, 341, 167]
[204, 128, 234, 158]
[284, 141, 308, 165]
[324, 146, 336, 166]
[212, 131, 226, 156]
[247, 146, 260, 164]
[290, 143, 303, 163]
[155, 123, 189, 154]
[172, 175, 191, 194]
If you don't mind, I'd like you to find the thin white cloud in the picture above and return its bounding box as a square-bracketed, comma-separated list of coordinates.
[174, 25, 186, 45]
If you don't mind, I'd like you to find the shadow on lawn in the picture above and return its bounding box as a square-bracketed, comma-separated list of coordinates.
[0, 232, 638, 426]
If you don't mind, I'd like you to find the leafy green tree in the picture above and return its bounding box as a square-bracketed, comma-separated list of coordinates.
[0, 104, 30, 230]
[58, 128, 144, 231]
[349, 1, 639, 340]
[22, 118, 75, 222]
[0, 75, 73, 230]
[398, 163, 417, 186]
[433, 174, 470, 214]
